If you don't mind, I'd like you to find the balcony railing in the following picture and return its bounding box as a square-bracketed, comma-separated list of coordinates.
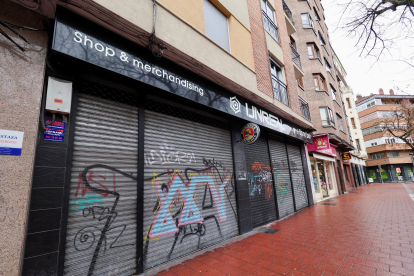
[282, 0, 294, 24]
[262, 11, 280, 43]
[300, 101, 311, 121]
[272, 76, 289, 106]
[290, 43, 302, 69]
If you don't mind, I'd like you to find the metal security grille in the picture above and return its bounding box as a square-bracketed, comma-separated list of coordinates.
[143, 97, 238, 269]
[287, 143, 308, 210]
[269, 137, 295, 219]
[64, 80, 138, 276]
[245, 134, 277, 228]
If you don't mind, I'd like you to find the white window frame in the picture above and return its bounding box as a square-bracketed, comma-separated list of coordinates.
[301, 13, 314, 29]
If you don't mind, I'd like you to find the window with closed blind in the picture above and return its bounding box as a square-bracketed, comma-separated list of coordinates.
[204, 0, 230, 52]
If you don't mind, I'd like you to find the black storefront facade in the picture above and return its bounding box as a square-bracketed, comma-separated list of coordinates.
[23, 7, 314, 276]
[367, 164, 414, 183]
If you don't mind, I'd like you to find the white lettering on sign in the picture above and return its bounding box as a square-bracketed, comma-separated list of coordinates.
[245, 103, 284, 131]
[229, 97, 311, 140]
[72, 30, 204, 96]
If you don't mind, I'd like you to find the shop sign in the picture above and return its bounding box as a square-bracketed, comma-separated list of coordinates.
[342, 153, 351, 163]
[241, 123, 260, 145]
[52, 13, 312, 143]
[313, 135, 330, 150]
[44, 120, 65, 142]
[396, 167, 401, 173]
[0, 129, 24, 155]
[307, 142, 337, 157]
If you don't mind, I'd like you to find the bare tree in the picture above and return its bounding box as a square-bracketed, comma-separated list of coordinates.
[340, 0, 414, 61]
[376, 98, 414, 151]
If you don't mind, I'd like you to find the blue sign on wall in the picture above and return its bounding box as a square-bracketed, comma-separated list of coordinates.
[0, 129, 24, 155]
[44, 120, 65, 142]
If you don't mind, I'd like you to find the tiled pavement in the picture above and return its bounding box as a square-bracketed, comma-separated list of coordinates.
[154, 183, 414, 276]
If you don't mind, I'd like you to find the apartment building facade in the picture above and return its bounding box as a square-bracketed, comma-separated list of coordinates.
[1, 0, 318, 275]
[356, 90, 414, 183]
[285, 0, 355, 202]
[342, 86, 368, 187]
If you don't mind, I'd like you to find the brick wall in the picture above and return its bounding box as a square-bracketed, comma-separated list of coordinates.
[247, 0, 302, 116]
[272, 0, 301, 115]
[246, 0, 273, 98]
[287, 0, 350, 141]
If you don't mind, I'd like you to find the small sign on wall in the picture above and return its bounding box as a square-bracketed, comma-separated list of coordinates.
[44, 120, 65, 142]
[0, 129, 24, 155]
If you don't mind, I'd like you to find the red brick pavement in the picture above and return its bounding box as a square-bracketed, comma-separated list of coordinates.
[155, 183, 414, 276]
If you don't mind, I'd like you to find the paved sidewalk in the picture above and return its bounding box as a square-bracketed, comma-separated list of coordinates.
[153, 183, 414, 276]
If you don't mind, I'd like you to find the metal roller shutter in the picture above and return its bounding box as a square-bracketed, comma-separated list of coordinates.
[64, 93, 138, 276]
[143, 98, 238, 269]
[268, 137, 295, 219]
[286, 143, 308, 210]
[245, 135, 277, 228]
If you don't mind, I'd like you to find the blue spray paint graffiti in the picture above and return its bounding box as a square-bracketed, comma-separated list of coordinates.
[273, 172, 292, 205]
[149, 173, 231, 238]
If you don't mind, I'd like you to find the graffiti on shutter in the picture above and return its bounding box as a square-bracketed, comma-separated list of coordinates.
[287, 143, 308, 210]
[269, 137, 294, 219]
[142, 99, 238, 269]
[245, 134, 277, 228]
[64, 90, 138, 276]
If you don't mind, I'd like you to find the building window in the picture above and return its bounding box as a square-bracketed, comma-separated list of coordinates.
[270, 58, 288, 105]
[388, 152, 399, 157]
[346, 98, 352, 109]
[355, 139, 361, 151]
[262, 0, 279, 42]
[371, 142, 378, 146]
[298, 77, 304, 87]
[300, 97, 311, 121]
[351, 117, 356, 129]
[313, 73, 327, 91]
[313, 8, 321, 21]
[313, 74, 327, 91]
[372, 152, 385, 160]
[307, 43, 320, 59]
[337, 113, 344, 131]
[319, 107, 335, 126]
[319, 31, 326, 46]
[204, 0, 230, 51]
[330, 84, 337, 101]
[301, 13, 314, 29]
[362, 125, 382, 135]
[325, 58, 332, 73]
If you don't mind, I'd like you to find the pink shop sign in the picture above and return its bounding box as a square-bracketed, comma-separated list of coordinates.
[312, 134, 330, 150]
[307, 141, 337, 158]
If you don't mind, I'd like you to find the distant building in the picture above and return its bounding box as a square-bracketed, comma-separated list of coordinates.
[342, 87, 368, 187]
[356, 89, 414, 182]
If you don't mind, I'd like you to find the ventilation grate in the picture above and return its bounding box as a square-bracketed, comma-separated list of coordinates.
[257, 228, 280, 234]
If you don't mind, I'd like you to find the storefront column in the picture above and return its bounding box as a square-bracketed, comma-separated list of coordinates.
[230, 120, 253, 234]
[303, 145, 316, 205]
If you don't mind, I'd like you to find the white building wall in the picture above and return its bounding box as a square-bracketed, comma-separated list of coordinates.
[342, 86, 367, 165]
[364, 136, 414, 149]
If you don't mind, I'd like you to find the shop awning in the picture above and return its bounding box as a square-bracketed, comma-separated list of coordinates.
[312, 153, 336, 162]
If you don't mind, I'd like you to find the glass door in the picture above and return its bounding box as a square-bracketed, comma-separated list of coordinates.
[311, 160, 321, 194]
[317, 161, 328, 197]
[325, 162, 333, 190]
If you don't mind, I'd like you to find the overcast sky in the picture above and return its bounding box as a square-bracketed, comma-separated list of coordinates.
[323, 2, 414, 99]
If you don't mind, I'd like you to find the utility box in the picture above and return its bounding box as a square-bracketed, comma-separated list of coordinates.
[45, 77, 73, 114]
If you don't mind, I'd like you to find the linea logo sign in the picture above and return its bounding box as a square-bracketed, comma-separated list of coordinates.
[241, 123, 260, 145]
[230, 96, 241, 114]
